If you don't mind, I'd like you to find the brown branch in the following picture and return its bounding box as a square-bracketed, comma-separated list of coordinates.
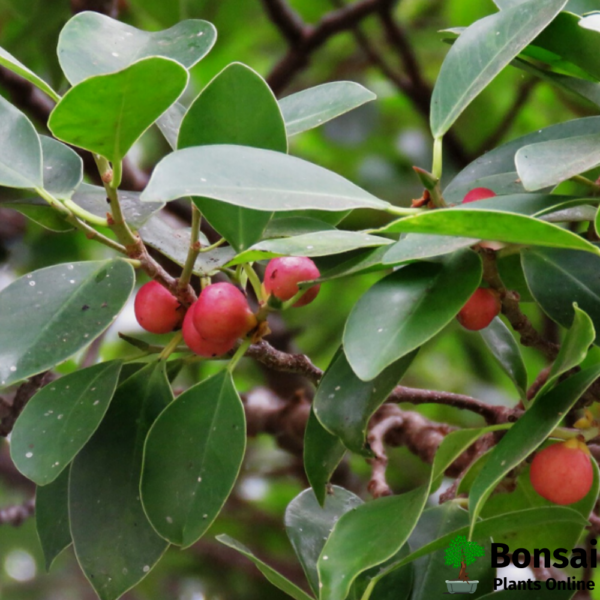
[367, 413, 404, 498]
[266, 0, 391, 94]
[0, 371, 55, 437]
[481, 249, 559, 361]
[0, 497, 35, 526]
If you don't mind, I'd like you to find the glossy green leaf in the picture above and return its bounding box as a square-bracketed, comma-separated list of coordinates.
[58, 12, 216, 85]
[217, 535, 315, 600]
[344, 250, 481, 381]
[380, 209, 600, 255]
[279, 82, 376, 136]
[444, 116, 600, 204]
[468, 364, 600, 536]
[304, 409, 346, 507]
[71, 183, 163, 229]
[314, 348, 416, 454]
[40, 136, 83, 201]
[49, 57, 188, 164]
[0, 45, 59, 101]
[408, 503, 493, 600]
[430, 0, 566, 137]
[315, 246, 391, 284]
[521, 247, 600, 341]
[156, 102, 185, 150]
[0, 95, 42, 189]
[69, 362, 171, 600]
[11, 360, 121, 485]
[319, 487, 427, 600]
[141, 145, 390, 212]
[318, 426, 494, 600]
[516, 132, 600, 191]
[1, 200, 73, 232]
[536, 305, 595, 399]
[0, 259, 134, 389]
[382, 234, 476, 265]
[178, 63, 287, 251]
[371, 506, 588, 588]
[141, 371, 246, 547]
[35, 467, 71, 571]
[286, 487, 362, 595]
[139, 214, 235, 276]
[227, 231, 393, 266]
[480, 318, 528, 399]
[534, 12, 600, 81]
[264, 216, 337, 238]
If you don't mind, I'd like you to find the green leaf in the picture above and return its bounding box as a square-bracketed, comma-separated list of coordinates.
[430, 0, 567, 137]
[344, 250, 482, 381]
[304, 409, 346, 507]
[315, 247, 391, 284]
[179, 63, 287, 251]
[58, 12, 216, 85]
[0, 95, 42, 189]
[379, 209, 600, 255]
[480, 317, 528, 399]
[0, 259, 134, 389]
[49, 57, 188, 164]
[318, 487, 427, 600]
[71, 183, 163, 229]
[285, 487, 363, 595]
[264, 216, 337, 238]
[41, 136, 83, 200]
[0, 45, 59, 100]
[535, 305, 595, 398]
[141, 371, 246, 547]
[534, 12, 600, 81]
[140, 145, 390, 212]
[227, 231, 393, 266]
[521, 247, 600, 341]
[371, 506, 588, 587]
[279, 82, 376, 136]
[156, 102, 185, 150]
[35, 467, 71, 571]
[408, 504, 494, 600]
[468, 364, 600, 536]
[444, 116, 600, 204]
[318, 427, 493, 600]
[11, 361, 122, 486]
[139, 214, 236, 276]
[516, 132, 600, 191]
[314, 348, 416, 454]
[382, 234, 476, 266]
[216, 534, 315, 600]
[69, 362, 171, 600]
[1, 199, 73, 232]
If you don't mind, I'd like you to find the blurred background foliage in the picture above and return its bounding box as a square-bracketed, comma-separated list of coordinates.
[0, 0, 596, 598]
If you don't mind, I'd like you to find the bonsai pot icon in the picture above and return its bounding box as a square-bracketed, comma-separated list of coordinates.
[444, 535, 484, 594]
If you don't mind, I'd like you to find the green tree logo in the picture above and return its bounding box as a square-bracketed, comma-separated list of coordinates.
[444, 535, 485, 582]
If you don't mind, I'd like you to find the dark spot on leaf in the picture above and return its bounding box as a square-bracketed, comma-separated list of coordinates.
[101, 302, 108, 308]
[82, 304, 90, 311]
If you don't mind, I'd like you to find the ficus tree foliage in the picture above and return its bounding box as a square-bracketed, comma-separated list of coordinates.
[3, 2, 600, 600]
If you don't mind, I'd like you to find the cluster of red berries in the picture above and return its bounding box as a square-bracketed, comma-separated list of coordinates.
[530, 439, 593, 505]
[133, 257, 320, 356]
[456, 187, 501, 332]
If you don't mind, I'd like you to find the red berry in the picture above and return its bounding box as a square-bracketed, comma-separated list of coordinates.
[457, 288, 501, 331]
[463, 187, 496, 204]
[134, 281, 184, 334]
[264, 257, 321, 308]
[530, 440, 593, 505]
[182, 304, 236, 357]
[192, 282, 257, 343]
